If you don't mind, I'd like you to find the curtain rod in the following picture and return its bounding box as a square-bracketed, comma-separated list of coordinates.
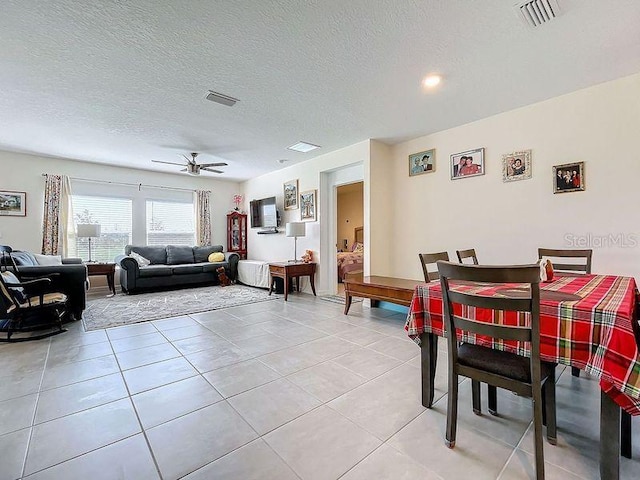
[41, 173, 198, 193]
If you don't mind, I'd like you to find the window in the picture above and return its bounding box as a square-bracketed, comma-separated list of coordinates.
[146, 200, 195, 246]
[72, 195, 133, 262]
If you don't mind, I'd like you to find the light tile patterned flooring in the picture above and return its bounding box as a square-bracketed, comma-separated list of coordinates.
[1, 294, 639, 479]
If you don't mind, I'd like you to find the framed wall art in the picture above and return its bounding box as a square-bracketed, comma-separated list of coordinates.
[0, 190, 26, 216]
[450, 148, 484, 180]
[409, 149, 435, 177]
[503, 150, 532, 182]
[300, 189, 317, 221]
[283, 179, 299, 210]
[553, 162, 585, 194]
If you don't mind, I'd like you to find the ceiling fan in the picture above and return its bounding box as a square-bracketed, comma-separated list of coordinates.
[152, 152, 227, 175]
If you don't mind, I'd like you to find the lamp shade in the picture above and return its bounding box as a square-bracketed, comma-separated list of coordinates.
[285, 222, 306, 238]
[77, 224, 101, 238]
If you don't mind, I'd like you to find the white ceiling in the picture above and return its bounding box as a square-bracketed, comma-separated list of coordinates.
[1, 0, 639, 181]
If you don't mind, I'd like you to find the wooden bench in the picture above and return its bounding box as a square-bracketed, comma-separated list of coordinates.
[343, 274, 425, 314]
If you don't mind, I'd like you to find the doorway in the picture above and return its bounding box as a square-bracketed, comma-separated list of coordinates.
[336, 182, 364, 295]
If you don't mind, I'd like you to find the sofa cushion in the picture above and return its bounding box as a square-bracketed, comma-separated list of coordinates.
[172, 265, 203, 275]
[196, 262, 227, 273]
[127, 246, 167, 265]
[193, 245, 224, 263]
[8, 251, 39, 266]
[138, 265, 173, 277]
[167, 245, 195, 265]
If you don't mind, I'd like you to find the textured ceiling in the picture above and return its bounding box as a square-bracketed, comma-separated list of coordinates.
[1, 0, 639, 181]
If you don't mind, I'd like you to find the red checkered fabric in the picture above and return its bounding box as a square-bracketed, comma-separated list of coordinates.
[405, 274, 640, 416]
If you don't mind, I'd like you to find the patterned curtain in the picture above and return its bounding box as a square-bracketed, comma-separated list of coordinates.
[195, 190, 212, 246]
[41, 174, 74, 255]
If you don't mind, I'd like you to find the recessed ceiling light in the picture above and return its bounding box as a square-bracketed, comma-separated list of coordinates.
[287, 141, 321, 153]
[422, 75, 442, 88]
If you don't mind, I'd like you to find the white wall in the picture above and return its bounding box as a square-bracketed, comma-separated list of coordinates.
[242, 140, 370, 294]
[0, 151, 241, 253]
[384, 72, 640, 281]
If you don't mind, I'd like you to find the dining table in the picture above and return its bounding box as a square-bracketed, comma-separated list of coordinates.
[404, 273, 639, 480]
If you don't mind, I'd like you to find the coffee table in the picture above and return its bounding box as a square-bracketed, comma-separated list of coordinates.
[343, 275, 423, 314]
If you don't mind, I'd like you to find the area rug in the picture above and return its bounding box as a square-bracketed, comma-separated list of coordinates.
[82, 284, 279, 331]
[319, 295, 363, 305]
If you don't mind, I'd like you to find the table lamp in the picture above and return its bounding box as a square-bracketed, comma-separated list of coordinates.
[285, 222, 306, 262]
[77, 223, 101, 262]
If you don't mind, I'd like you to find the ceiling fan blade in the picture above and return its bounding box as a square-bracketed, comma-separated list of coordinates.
[152, 160, 185, 166]
[199, 162, 228, 168]
[182, 154, 195, 164]
[202, 168, 224, 174]
[180, 168, 188, 172]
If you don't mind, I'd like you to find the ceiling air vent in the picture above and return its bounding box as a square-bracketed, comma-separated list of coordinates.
[205, 91, 239, 107]
[516, 0, 560, 27]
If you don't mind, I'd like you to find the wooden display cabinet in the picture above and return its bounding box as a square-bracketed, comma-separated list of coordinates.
[227, 212, 247, 259]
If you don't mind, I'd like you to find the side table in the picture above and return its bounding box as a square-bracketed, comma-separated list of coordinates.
[86, 262, 117, 296]
[268, 262, 316, 301]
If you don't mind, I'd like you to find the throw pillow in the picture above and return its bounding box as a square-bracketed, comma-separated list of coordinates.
[129, 251, 151, 267]
[352, 242, 364, 253]
[0, 271, 28, 304]
[33, 254, 63, 266]
[208, 252, 225, 263]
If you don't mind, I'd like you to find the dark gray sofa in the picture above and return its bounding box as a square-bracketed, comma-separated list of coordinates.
[115, 245, 239, 294]
[0, 248, 87, 320]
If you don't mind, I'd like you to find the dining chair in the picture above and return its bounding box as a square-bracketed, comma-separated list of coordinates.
[454, 248, 499, 413]
[418, 252, 449, 282]
[456, 248, 478, 265]
[538, 248, 593, 378]
[438, 260, 556, 480]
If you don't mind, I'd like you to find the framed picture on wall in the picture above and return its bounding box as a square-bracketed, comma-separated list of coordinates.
[284, 179, 298, 210]
[553, 162, 585, 194]
[0, 190, 26, 216]
[300, 189, 317, 221]
[450, 148, 485, 180]
[409, 149, 435, 177]
[502, 150, 532, 182]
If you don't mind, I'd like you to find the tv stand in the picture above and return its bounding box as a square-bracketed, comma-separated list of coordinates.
[257, 227, 279, 234]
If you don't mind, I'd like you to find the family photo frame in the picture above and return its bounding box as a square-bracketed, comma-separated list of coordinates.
[283, 179, 298, 210]
[553, 162, 585, 194]
[408, 148, 435, 177]
[502, 149, 532, 182]
[0, 190, 26, 216]
[450, 148, 484, 180]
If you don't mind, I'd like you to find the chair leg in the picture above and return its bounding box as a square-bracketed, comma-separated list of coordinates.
[532, 384, 546, 480]
[571, 366, 580, 377]
[488, 385, 498, 416]
[471, 380, 481, 415]
[544, 373, 557, 445]
[446, 373, 459, 449]
[622, 410, 632, 459]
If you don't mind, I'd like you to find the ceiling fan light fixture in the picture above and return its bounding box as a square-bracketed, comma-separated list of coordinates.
[287, 141, 321, 153]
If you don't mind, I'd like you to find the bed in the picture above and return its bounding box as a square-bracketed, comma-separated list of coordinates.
[337, 226, 364, 281]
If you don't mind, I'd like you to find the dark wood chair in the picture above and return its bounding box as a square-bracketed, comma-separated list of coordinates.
[456, 248, 478, 265]
[438, 260, 556, 480]
[538, 248, 593, 378]
[418, 252, 449, 282]
[0, 257, 68, 342]
[537, 248, 592, 274]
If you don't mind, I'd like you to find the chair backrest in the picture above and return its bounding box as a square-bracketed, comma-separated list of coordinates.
[537, 248, 592, 274]
[437, 261, 541, 366]
[456, 248, 478, 265]
[418, 251, 450, 282]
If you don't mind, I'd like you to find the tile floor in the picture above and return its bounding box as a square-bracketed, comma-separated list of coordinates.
[1, 293, 639, 480]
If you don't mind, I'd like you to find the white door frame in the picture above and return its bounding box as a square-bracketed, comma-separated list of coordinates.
[319, 163, 364, 296]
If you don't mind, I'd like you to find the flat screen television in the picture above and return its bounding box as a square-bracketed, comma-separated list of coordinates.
[249, 196, 279, 229]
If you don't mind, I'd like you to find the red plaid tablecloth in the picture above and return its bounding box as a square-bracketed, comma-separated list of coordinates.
[404, 274, 640, 415]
